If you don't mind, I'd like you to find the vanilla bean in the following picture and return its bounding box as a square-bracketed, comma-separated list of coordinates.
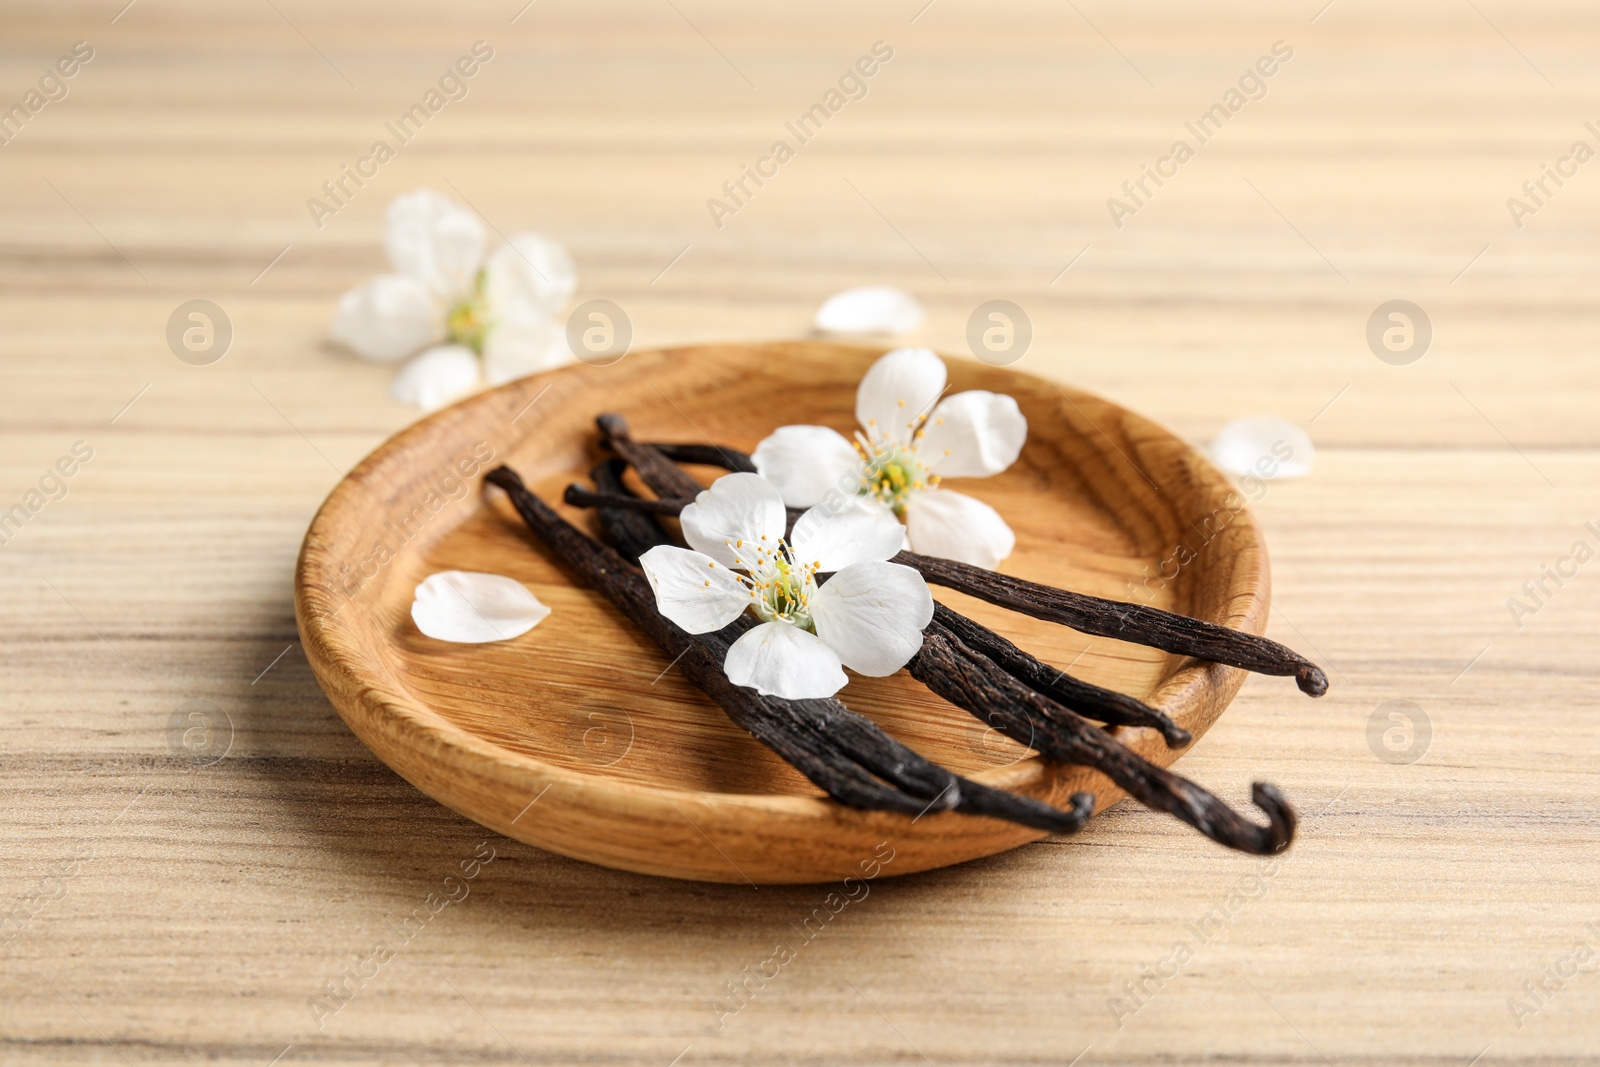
[590, 425, 1299, 853]
[597, 415, 705, 499]
[606, 425, 1328, 698]
[648, 442, 757, 473]
[911, 622, 1296, 854]
[489, 465, 932, 816]
[906, 550, 1328, 698]
[930, 603, 1192, 748]
[494, 465, 1094, 836]
[561, 483, 1193, 748]
[581, 461, 1095, 835]
[566, 483, 686, 516]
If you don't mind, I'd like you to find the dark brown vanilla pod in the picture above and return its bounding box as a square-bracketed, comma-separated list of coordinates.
[903, 550, 1327, 698]
[584, 435, 1296, 854]
[596, 414, 706, 499]
[489, 465, 1096, 836]
[582, 471, 1093, 834]
[647, 442, 758, 473]
[930, 603, 1192, 748]
[609, 432, 1328, 699]
[910, 621, 1296, 855]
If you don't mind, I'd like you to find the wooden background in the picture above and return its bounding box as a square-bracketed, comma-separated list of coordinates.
[3, 0, 1597, 1062]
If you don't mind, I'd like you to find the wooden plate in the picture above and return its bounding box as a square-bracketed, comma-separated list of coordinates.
[295, 342, 1270, 884]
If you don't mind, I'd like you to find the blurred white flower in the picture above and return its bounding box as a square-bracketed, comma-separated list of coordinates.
[330, 189, 578, 408]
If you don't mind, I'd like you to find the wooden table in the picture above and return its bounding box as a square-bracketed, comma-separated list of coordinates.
[4, 1, 1595, 1062]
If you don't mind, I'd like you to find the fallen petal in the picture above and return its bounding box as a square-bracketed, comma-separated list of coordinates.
[411, 570, 550, 643]
[390, 345, 480, 411]
[1208, 417, 1315, 480]
[814, 286, 924, 336]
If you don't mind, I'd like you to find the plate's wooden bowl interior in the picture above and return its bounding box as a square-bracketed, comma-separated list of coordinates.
[296, 342, 1269, 883]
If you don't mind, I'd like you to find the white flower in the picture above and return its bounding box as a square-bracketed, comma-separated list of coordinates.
[752, 347, 1027, 570]
[329, 189, 578, 407]
[639, 473, 933, 700]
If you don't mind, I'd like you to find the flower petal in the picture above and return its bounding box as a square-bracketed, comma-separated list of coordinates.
[385, 189, 486, 297]
[724, 620, 847, 699]
[484, 231, 577, 322]
[904, 488, 1016, 568]
[856, 346, 947, 446]
[814, 286, 924, 336]
[920, 390, 1028, 478]
[751, 425, 862, 507]
[811, 560, 933, 676]
[330, 274, 441, 362]
[679, 472, 788, 570]
[482, 317, 573, 385]
[790, 499, 906, 571]
[389, 345, 480, 411]
[411, 570, 550, 643]
[1208, 417, 1314, 480]
[638, 545, 749, 634]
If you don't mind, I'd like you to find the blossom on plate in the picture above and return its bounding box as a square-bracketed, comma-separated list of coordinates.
[639, 473, 933, 700]
[329, 189, 578, 409]
[751, 347, 1027, 570]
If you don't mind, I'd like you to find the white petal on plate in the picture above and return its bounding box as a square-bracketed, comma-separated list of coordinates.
[410, 570, 550, 643]
[751, 424, 862, 507]
[482, 317, 573, 386]
[389, 345, 481, 411]
[679, 472, 789, 570]
[904, 488, 1016, 569]
[484, 232, 577, 322]
[920, 390, 1028, 478]
[813, 286, 924, 336]
[855, 346, 947, 447]
[790, 499, 906, 571]
[810, 561, 933, 676]
[1208, 417, 1315, 480]
[723, 620, 848, 699]
[385, 189, 487, 297]
[329, 274, 441, 362]
[638, 545, 749, 634]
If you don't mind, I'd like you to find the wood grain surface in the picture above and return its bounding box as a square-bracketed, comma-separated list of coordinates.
[3, 0, 1597, 1062]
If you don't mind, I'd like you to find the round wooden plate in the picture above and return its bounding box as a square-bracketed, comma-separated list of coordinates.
[295, 342, 1270, 884]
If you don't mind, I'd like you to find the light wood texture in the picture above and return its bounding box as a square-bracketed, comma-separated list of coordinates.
[4, 0, 1598, 1062]
[295, 341, 1271, 883]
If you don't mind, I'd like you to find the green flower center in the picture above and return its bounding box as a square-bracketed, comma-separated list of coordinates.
[726, 538, 820, 630]
[858, 443, 935, 517]
[446, 270, 490, 353]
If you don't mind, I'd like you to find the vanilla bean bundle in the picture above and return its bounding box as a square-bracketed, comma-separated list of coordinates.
[486, 414, 1311, 854]
[487, 463, 1097, 837]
